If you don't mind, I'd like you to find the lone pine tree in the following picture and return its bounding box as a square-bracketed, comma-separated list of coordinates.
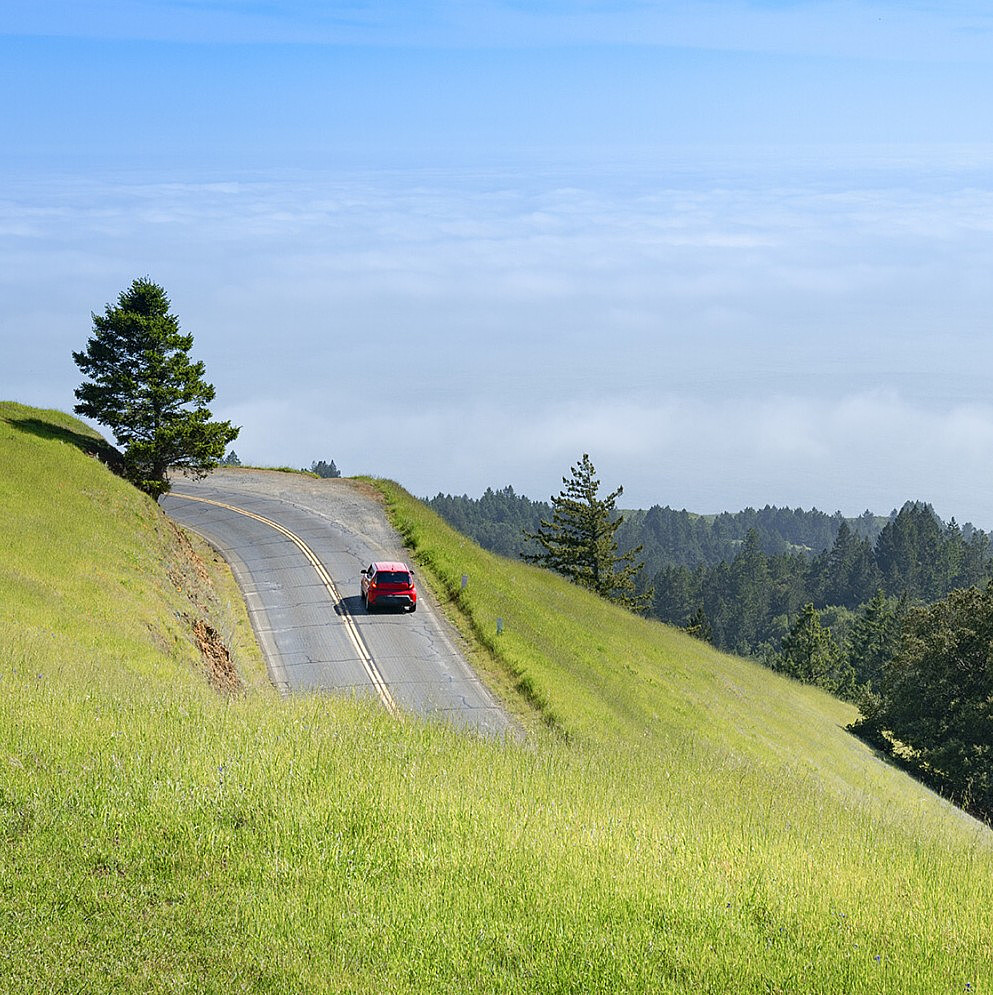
[73, 278, 239, 499]
[522, 453, 651, 612]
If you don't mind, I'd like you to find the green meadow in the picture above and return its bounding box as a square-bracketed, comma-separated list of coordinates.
[1, 402, 990, 993]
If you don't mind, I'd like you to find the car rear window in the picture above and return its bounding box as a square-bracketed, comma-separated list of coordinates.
[376, 571, 411, 585]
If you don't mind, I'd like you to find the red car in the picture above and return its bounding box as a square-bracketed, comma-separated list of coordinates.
[361, 561, 417, 613]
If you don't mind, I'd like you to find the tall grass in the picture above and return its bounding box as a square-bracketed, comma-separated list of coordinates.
[1, 404, 991, 993]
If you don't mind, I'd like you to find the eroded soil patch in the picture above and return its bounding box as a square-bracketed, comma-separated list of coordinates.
[165, 517, 244, 694]
[193, 618, 240, 693]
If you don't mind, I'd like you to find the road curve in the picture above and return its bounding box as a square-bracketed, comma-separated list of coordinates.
[161, 468, 511, 737]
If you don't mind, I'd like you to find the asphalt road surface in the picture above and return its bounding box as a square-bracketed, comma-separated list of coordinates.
[161, 469, 511, 737]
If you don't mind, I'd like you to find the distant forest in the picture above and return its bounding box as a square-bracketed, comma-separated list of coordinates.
[425, 488, 992, 659]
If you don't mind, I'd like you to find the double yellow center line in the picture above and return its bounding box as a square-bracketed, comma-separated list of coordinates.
[169, 492, 398, 716]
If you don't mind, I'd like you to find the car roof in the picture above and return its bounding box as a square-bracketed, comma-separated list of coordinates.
[372, 561, 410, 572]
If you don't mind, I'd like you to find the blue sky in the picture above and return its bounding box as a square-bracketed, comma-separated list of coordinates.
[4, 1, 993, 523]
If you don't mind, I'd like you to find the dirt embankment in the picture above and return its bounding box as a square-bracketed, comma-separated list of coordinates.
[165, 518, 242, 694]
[192, 618, 240, 694]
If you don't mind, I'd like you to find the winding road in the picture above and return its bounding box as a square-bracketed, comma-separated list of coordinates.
[161, 469, 510, 737]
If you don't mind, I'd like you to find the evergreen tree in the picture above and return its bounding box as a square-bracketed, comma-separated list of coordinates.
[684, 606, 712, 643]
[73, 278, 238, 499]
[845, 589, 902, 689]
[652, 564, 698, 625]
[701, 561, 732, 649]
[719, 530, 772, 654]
[522, 454, 651, 611]
[809, 520, 880, 608]
[852, 509, 883, 542]
[768, 551, 807, 621]
[875, 502, 944, 599]
[772, 603, 855, 697]
[222, 450, 242, 466]
[957, 527, 993, 588]
[309, 459, 341, 478]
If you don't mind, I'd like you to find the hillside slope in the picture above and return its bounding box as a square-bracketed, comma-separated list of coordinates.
[1, 403, 991, 994]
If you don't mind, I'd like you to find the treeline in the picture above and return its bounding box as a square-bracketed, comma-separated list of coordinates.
[615, 504, 886, 569]
[426, 487, 887, 566]
[426, 487, 551, 558]
[651, 502, 991, 658]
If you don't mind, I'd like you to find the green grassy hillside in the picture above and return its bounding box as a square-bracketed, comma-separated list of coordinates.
[2, 403, 991, 993]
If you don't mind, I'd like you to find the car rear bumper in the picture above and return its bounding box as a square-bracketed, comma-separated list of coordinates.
[369, 594, 416, 609]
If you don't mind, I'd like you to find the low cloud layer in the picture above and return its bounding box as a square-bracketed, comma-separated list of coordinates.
[223, 388, 993, 526]
[4, 151, 993, 523]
